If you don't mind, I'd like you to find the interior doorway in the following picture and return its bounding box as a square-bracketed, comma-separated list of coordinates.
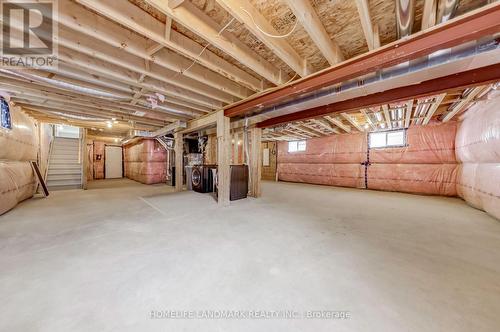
[105, 145, 123, 179]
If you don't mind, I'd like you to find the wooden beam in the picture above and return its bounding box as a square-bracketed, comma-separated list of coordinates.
[249, 127, 262, 198]
[324, 115, 351, 133]
[182, 112, 218, 134]
[48, 26, 234, 105]
[216, 110, 231, 206]
[284, 0, 344, 65]
[404, 100, 414, 127]
[361, 110, 376, 131]
[422, 0, 437, 30]
[296, 123, 324, 137]
[355, 0, 380, 51]
[422, 94, 445, 124]
[256, 63, 500, 128]
[0, 77, 180, 122]
[226, 3, 500, 118]
[57, 49, 213, 113]
[168, 0, 185, 9]
[151, 120, 187, 137]
[75, 0, 263, 92]
[55, 1, 252, 100]
[216, 0, 313, 76]
[442, 87, 483, 122]
[311, 118, 338, 133]
[174, 131, 183, 192]
[8, 17, 224, 109]
[142, 0, 288, 84]
[382, 105, 392, 129]
[341, 113, 364, 132]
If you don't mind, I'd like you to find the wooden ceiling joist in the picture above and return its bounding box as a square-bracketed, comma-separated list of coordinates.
[381, 105, 392, 129]
[54, 26, 234, 105]
[0, 76, 186, 122]
[57, 47, 216, 112]
[361, 110, 376, 131]
[75, 0, 263, 92]
[56, 1, 252, 100]
[228, 4, 500, 118]
[442, 87, 483, 122]
[341, 113, 364, 132]
[284, 0, 344, 65]
[355, 0, 380, 51]
[215, 0, 312, 77]
[131, 0, 289, 85]
[324, 115, 351, 133]
[15, 101, 165, 128]
[421, 0, 438, 30]
[310, 118, 338, 133]
[404, 100, 414, 128]
[296, 123, 325, 137]
[422, 94, 445, 125]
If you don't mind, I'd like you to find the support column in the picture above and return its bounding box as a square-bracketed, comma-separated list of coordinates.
[217, 110, 231, 206]
[81, 128, 88, 190]
[249, 127, 262, 198]
[174, 131, 183, 192]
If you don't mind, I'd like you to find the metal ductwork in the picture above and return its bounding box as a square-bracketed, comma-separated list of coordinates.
[436, 0, 459, 24]
[396, 0, 416, 38]
[254, 36, 500, 123]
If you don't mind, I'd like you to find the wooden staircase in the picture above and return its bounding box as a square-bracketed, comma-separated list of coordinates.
[46, 137, 82, 190]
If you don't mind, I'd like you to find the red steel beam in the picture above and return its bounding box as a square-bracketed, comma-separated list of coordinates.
[225, 3, 500, 118]
[257, 63, 500, 128]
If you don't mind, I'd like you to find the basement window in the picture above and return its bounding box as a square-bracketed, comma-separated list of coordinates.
[1, 97, 12, 130]
[369, 129, 406, 149]
[288, 140, 306, 152]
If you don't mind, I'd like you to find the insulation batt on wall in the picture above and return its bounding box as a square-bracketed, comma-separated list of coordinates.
[278, 122, 459, 197]
[0, 105, 38, 215]
[124, 138, 167, 185]
[455, 90, 500, 220]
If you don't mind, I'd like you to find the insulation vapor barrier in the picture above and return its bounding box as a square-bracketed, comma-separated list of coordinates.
[0, 106, 38, 215]
[124, 139, 167, 185]
[278, 122, 459, 196]
[370, 122, 457, 164]
[0, 162, 37, 215]
[455, 90, 500, 220]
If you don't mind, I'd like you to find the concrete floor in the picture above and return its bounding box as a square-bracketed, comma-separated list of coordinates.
[1, 179, 500, 332]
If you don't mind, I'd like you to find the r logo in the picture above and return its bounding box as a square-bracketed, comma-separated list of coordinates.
[1, 1, 54, 55]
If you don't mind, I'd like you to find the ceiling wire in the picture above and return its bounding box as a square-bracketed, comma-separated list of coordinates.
[174, 17, 236, 78]
[240, 7, 299, 39]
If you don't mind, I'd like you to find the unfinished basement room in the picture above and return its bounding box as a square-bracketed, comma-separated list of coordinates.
[1, 0, 500, 331]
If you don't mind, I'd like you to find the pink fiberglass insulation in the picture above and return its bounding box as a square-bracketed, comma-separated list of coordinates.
[455, 90, 500, 219]
[367, 163, 458, 196]
[124, 138, 167, 184]
[457, 164, 500, 219]
[0, 161, 37, 215]
[0, 106, 38, 215]
[123, 139, 167, 163]
[277, 163, 365, 188]
[277, 122, 459, 196]
[0, 106, 38, 161]
[278, 132, 366, 164]
[124, 162, 167, 185]
[370, 122, 457, 164]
